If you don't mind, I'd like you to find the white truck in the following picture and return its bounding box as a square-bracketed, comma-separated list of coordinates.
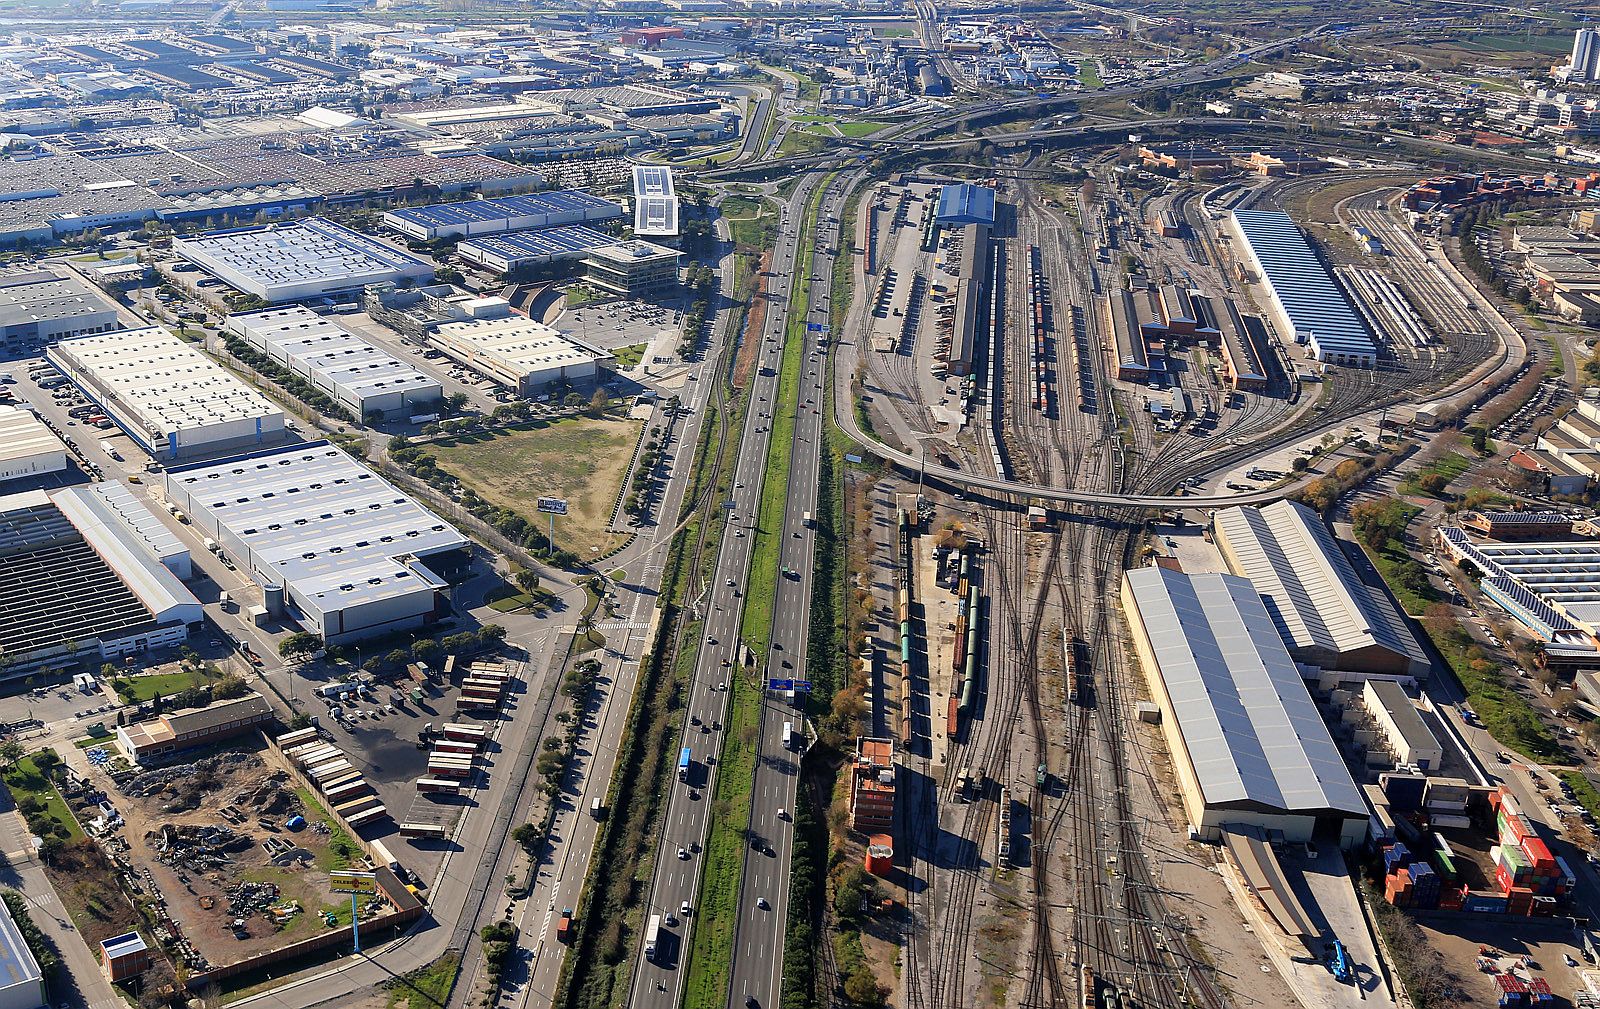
[369, 838, 401, 874]
[100, 440, 120, 461]
[644, 913, 662, 961]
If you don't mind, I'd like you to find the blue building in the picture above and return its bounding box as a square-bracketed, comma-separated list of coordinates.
[935, 184, 997, 228]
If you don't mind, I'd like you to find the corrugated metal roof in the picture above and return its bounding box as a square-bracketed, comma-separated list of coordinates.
[1231, 209, 1374, 360]
[935, 183, 996, 226]
[1124, 565, 1365, 816]
[1213, 500, 1427, 674]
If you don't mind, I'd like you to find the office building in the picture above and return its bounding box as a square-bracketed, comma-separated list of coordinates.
[1568, 29, 1600, 84]
[456, 225, 621, 274]
[1120, 565, 1367, 847]
[48, 327, 285, 461]
[584, 240, 680, 299]
[0, 895, 43, 1009]
[163, 442, 471, 643]
[427, 314, 609, 394]
[115, 692, 274, 765]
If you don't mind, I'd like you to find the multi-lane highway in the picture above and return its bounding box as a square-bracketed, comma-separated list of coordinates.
[630, 170, 837, 1009]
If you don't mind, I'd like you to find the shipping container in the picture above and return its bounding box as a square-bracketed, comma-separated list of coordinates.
[324, 780, 371, 804]
[276, 728, 318, 749]
[432, 740, 479, 756]
[346, 807, 388, 828]
[442, 723, 488, 743]
[416, 777, 461, 794]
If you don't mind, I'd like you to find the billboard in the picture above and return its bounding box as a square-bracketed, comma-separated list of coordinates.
[537, 497, 569, 515]
[329, 871, 379, 894]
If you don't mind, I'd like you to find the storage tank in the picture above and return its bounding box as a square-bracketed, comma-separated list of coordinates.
[263, 583, 285, 617]
[865, 834, 894, 876]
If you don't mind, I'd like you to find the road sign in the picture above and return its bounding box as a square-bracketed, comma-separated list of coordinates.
[329, 871, 379, 894]
[537, 497, 569, 515]
[767, 678, 795, 692]
[794, 680, 813, 693]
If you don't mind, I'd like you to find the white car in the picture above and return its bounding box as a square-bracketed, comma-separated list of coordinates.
[681, 900, 691, 917]
[678, 847, 689, 860]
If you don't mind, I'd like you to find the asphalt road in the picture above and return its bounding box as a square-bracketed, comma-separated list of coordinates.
[630, 170, 835, 1009]
[726, 170, 859, 1009]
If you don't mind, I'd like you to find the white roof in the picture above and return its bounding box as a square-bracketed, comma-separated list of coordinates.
[165, 442, 467, 614]
[1213, 500, 1427, 674]
[51, 483, 201, 624]
[631, 163, 679, 236]
[226, 307, 441, 405]
[1124, 565, 1365, 817]
[173, 218, 433, 300]
[50, 327, 282, 439]
[431, 315, 602, 377]
[0, 403, 64, 465]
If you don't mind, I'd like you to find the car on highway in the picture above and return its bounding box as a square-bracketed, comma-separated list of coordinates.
[681, 900, 691, 917]
[756, 896, 769, 910]
[678, 847, 689, 860]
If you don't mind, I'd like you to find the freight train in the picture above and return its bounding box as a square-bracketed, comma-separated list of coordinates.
[897, 508, 915, 745]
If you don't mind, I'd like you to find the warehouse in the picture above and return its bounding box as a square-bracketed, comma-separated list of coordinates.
[382, 190, 624, 242]
[456, 225, 621, 274]
[1212, 501, 1429, 677]
[1120, 564, 1368, 847]
[631, 164, 679, 237]
[427, 314, 609, 394]
[947, 223, 989, 377]
[0, 405, 67, 484]
[225, 307, 442, 420]
[935, 183, 997, 228]
[0, 894, 43, 1009]
[0, 269, 120, 356]
[173, 219, 435, 303]
[163, 442, 471, 643]
[1437, 527, 1600, 662]
[1230, 209, 1376, 366]
[1361, 680, 1444, 772]
[48, 327, 285, 461]
[1104, 290, 1151, 381]
[0, 485, 202, 675]
[1195, 295, 1270, 391]
[584, 240, 681, 299]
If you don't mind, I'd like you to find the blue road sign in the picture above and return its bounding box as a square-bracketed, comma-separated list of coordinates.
[767, 678, 795, 691]
[794, 680, 813, 693]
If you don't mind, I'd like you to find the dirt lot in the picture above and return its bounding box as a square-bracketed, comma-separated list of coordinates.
[1417, 914, 1588, 1005]
[117, 747, 383, 967]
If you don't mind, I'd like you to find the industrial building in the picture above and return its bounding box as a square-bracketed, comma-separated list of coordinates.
[1120, 565, 1368, 847]
[0, 405, 67, 484]
[0, 893, 44, 1009]
[1230, 210, 1376, 366]
[173, 219, 435, 303]
[947, 223, 989, 377]
[1460, 510, 1573, 541]
[0, 485, 202, 674]
[849, 736, 896, 832]
[934, 183, 997, 228]
[0, 269, 120, 356]
[427, 313, 609, 394]
[381, 190, 624, 242]
[1361, 680, 1444, 772]
[1437, 526, 1600, 664]
[163, 442, 471, 643]
[584, 240, 681, 299]
[48, 326, 285, 461]
[1213, 500, 1429, 676]
[1194, 295, 1271, 391]
[115, 692, 274, 765]
[100, 932, 152, 984]
[456, 225, 622, 274]
[224, 307, 442, 420]
[631, 164, 679, 238]
[1104, 289, 1152, 381]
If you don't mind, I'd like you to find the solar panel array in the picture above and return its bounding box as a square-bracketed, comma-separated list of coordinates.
[1125, 565, 1365, 816]
[457, 225, 620, 272]
[1231, 209, 1375, 362]
[632, 164, 679, 237]
[385, 190, 623, 238]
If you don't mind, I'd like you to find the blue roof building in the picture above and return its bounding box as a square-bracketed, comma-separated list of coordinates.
[1230, 209, 1376, 366]
[935, 184, 997, 227]
[382, 191, 624, 242]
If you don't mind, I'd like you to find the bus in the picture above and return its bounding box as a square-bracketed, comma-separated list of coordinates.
[677, 746, 691, 782]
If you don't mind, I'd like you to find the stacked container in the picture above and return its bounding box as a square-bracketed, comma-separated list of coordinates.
[1497, 974, 1529, 1007]
[1408, 862, 1440, 909]
[1386, 867, 1413, 907]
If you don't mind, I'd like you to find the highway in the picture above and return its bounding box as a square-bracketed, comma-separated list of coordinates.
[629, 170, 835, 1009]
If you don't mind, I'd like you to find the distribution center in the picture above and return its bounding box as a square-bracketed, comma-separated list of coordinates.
[382, 190, 623, 241]
[173, 218, 435, 303]
[162, 441, 472, 643]
[48, 326, 285, 461]
[1230, 209, 1376, 366]
[225, 306, 443, 420]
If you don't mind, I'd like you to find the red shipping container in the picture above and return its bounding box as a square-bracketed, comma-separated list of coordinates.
[1495, 863, 1515, 893]
[1520, 836, 1558, 874]
[1511, 815, 1537, 844]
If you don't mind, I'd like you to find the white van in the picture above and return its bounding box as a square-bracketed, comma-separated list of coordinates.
[781, 721, 794, 749]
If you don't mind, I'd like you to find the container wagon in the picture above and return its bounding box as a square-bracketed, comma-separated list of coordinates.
[400, 821, 448, 839]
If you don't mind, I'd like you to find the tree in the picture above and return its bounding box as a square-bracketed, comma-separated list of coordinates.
[0, 740, 22, 768]
[278, 632, 324, 662]
[510, 822, 543, 853]
[212, 674, 249, 700]
[844, 968, 887, 1007]
[588, 387, 607, 416]
[514, 569, 541, 593]
[563, 392, 583, 409]
[444, 392, 469, 416]
[31, 750, 57, 772]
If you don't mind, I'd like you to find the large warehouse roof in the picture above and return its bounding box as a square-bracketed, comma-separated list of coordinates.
[1439, 527, 1600, 632]
[431, 315, 606, 381]
[225, 307, 441, 416]
[0, 404, 66, 472]
[457, 225, 621, 272]
[632, 164, 679, 237]
[1231, 209, 1374, 362]
[49, 326, 282, 445]
[173, 218, 433, 302]
[936, 183, 997, 227]
[1214, 500, 1428, 676]
[384, 190, 623, 236]
[165, 442, 468, 615]
[1123, 565, 1364, 817]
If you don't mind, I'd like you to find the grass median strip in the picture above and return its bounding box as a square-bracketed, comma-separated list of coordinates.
[684, 176, 830, 1009]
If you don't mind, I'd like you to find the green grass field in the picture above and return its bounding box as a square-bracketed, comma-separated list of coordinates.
[114, 666, 225, 702]
[1400, 451, 1472, 497]
[613, 343, 647, 369]
[777, 130, 828, 158]
[1456, 32, 1572, 54]
[1079, 60, 1104, 88]
[429, 417, 640, 557]
[3, 753, 84, 843]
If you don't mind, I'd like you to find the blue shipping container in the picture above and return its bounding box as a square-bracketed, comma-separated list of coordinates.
[1463, 894, 1509, 914]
